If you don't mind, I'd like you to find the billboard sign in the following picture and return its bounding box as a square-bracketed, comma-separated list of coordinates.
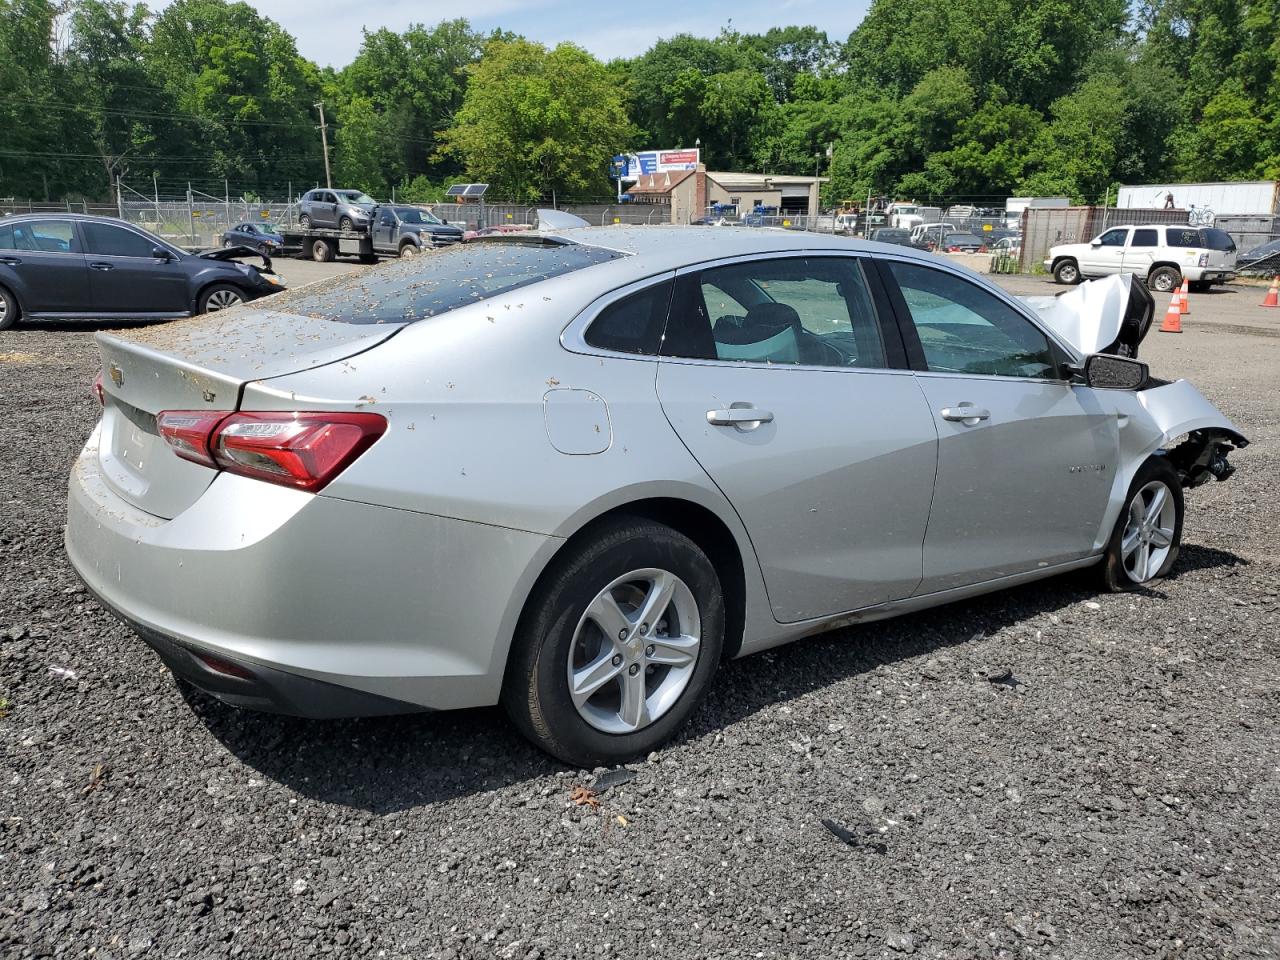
[616, 149, 700, 181]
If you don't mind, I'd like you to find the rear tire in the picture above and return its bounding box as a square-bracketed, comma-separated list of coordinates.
[1100, 457, 1183, 592]
[0, 286, 19, 330]
[311, 239, 335, 263]
[502, 519, 725, 767]
[1053, 259, 1081, 284]
[1148, 266, 1181, 294]
[198, 284, 246, 314]
[299, 214, 311, 229]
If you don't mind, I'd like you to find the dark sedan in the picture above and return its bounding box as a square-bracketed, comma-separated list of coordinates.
[222, 221, 284, 256]
[941, 232, 987, 253]
[0, 214, 284, 330]
[869, 227, 917, 246]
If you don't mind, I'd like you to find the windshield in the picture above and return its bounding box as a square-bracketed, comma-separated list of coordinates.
[339, 191, 376, 205]
[392, 207, 442, 225]
[265, 240, 626, 325]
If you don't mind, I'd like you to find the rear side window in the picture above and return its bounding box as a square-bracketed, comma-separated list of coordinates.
[1167, 228, 1201, 248]
[1200, 228, 1236, 252]
[0, 225, 12, 249]
[584, 280, 672, 355]
[271, 240, 626, 325]
[1130, 228, 1159, 247]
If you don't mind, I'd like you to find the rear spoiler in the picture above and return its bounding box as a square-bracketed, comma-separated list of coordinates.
[199, 245, 274, 273]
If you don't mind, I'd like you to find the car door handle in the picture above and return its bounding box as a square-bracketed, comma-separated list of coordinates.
[89, 262, 114, 271]
[0, 256, 20, 266]
[940, 405, 991, 424]
[707, 407, 775, 426]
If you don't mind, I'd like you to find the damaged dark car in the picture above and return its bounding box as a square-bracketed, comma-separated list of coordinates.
[0, 214, 284, 330]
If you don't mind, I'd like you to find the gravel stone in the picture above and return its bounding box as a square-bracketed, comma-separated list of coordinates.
[2, 284, 1278, 958]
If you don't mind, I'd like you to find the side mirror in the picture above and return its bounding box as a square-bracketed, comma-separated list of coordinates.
[1083, 353, 1149, 390]
[440, 218, 448, 224]
[1090, 240, 1102, 247]
[152, 246, 173, 261]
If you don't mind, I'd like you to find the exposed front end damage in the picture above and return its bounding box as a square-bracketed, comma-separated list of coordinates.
[1137, 379, 1248, 488]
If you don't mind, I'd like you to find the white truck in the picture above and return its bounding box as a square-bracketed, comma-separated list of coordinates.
[1044, 223, 1238, 293]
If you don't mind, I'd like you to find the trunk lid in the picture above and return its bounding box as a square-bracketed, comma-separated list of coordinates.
[94, 308, 400, 519]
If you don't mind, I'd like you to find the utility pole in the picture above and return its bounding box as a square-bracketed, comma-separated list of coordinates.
[314, 101, 333, 189]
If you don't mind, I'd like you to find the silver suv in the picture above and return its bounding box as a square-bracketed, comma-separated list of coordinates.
[297, 189, 376, 231]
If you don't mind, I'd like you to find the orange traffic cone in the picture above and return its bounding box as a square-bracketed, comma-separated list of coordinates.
[1178, 278, 1189, 315]
[1159, 293, 1183, 333]
[1262, 276, 1280, 308]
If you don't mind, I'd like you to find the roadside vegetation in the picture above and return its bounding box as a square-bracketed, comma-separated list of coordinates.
[0, 0, 1277, 203]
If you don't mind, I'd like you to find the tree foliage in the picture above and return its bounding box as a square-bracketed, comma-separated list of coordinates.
[1, 0, 1277, 204]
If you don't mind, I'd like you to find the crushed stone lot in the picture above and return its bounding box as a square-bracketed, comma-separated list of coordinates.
[1, 275, 1278, 959]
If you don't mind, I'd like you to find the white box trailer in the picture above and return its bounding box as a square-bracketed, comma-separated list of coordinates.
[1116, 181, 1280, 216]
[1005, 196, 1070, 228]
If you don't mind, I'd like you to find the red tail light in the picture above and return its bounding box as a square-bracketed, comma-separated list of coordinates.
[156, 410, 386, 492]
[92, 371, 105, 406]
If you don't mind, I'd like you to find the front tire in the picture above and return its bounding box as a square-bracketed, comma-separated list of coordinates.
[398, 242, 418, 258]
[0, 286, 20, 330]
[1100, 457, 1184, 592]
[198, 284, 246, 313]
[502, 519, 725, 767]
[1053, 259, 1081, 284]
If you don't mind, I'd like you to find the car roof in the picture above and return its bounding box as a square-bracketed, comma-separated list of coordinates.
[545, 225, 946, 274]
[1, 212, 145, 227]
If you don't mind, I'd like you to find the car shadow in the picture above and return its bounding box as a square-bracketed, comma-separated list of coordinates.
[184, 543, 1247, 815]
[14, 318, 163, 333]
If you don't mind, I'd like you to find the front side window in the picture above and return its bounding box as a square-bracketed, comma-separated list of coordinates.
[81, 222, 159, 258]
[1097, 229, 1128, 247]
[8, 220, 79, 254]
[663, 256, 887, 369]
[584, 280, 673, 355]
[379, 209, 395, 226]
[887, 261, 1058, 379]
[1130, 228, 1159, 247]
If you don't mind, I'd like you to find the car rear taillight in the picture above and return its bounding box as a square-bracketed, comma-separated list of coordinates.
[92, 371, 105, 406]
[156, 410, 226, 467]
[156, 410, 386, 492]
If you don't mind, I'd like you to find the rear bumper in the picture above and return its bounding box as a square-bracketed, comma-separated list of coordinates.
[65, 426, 557, 716]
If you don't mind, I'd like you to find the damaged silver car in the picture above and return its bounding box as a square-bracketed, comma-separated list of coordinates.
[65, 224, 1247, 766]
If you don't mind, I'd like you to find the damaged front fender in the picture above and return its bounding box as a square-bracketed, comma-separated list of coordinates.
[1138, 379, 1248, 487]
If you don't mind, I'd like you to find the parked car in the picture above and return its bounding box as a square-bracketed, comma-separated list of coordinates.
[297, 189, 377, 231]
[221, 222, 284, 256]
[910, 222, 959, 249]
[0, 214, 284, 330]
[1045, 224, 1237, 292]
[991, 236, 1023, 257]
[66, 224, 1245, 766]
[869, 227, 916, 246]
[369, 205, 464, 256]
[941, 232, 986, 253]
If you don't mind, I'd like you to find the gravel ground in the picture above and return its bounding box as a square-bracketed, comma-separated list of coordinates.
[1, 276, 1278, 959]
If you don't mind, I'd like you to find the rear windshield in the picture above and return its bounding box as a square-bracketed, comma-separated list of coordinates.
[267, 240, 626, 325]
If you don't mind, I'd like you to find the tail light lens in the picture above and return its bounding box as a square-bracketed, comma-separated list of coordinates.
[156, 410, 386, 492]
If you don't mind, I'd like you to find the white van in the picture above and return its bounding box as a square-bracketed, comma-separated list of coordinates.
[909, 222, 958, 248]
[1045, 224, 1238, 293]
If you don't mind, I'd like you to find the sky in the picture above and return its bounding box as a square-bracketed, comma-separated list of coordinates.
[150, 0, 871, 67]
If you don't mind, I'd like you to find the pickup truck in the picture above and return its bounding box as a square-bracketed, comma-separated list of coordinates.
[279, 204, 465, 262]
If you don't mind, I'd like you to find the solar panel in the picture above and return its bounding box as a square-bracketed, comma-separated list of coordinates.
[463, 183, 489, 197]
[444, 184, 468, 197]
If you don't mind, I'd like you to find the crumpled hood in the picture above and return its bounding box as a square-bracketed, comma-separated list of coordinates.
[1020, 274, 1154, 358]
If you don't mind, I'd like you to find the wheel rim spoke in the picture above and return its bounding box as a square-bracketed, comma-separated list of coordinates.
[1145, 486, 1168, 524]
[634, 571, 676, 634]
[619, 671, 650, 730]
[1135, 541, 1151, 580]
[1121, 528, 1142, 560]
[1149, 526, 1174, 548]
[571, 650, 622, 708]
[646, 634, 699, 667]
[585, 591, 631, 642]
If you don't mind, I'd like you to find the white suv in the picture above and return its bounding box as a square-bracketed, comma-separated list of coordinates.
[1045, 224, 1237, 293]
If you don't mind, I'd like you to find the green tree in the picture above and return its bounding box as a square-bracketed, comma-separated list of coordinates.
[441, 39, 635, 200]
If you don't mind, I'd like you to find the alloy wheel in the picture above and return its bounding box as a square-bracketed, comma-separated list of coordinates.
[567, 568, 701, 734]
[1121, 480, 1177, 582]
[205, 289, 244, 311]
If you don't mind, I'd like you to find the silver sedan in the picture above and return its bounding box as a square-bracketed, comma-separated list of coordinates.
[66, 223, 1246, 766]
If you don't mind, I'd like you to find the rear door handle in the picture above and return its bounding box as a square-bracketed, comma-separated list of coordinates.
[89, 262, 114, 271]
[940, 404, 991, 424]
[0, 256, 20, 266]
[707, 407, 775, 427]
